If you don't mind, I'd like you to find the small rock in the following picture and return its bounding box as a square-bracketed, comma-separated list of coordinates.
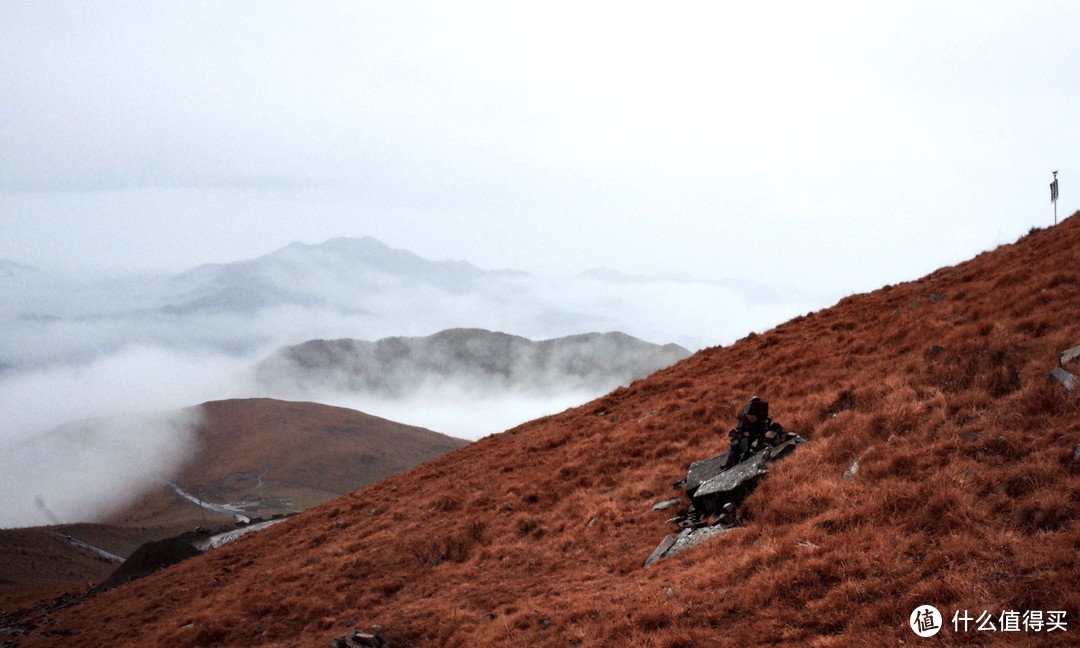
[1049, 367, 1078, 391]
[928, 293, 945, 302]
[330, 630, 389, 648]
[796, 539, 819, 549]
[1061, 345, 1080, 366]
[652, 499, 680, 511]
[960, 432, 981, 442]
[1073, 443, 1080, 463]
[843, 459, 859, 479]
[665, 587, 674, 597]
[643, 534, 678, 567]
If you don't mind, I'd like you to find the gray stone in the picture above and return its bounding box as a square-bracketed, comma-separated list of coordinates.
[652, 499, 680, 511]
[682, 454, 729, 496]
[684, 436, 804, 515]
[842, 459, 859, 479]
[643, 533, 681, 567]
[1073, 443, 1080, 463]
[692, 452, 770, 509]
[664, 525, 734, 558]
[1061, 345, 1080, 366]
[1048, 367, 1078, 391]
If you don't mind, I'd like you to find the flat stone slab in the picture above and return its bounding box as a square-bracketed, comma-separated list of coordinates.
[652, 499, 681, 511]
[643, 533, 681, 567]
[664, 525, 734, 558]
[695, 452, 770, 501]
[1061, 345, 1080, 366]
[683, 453, 729, 495]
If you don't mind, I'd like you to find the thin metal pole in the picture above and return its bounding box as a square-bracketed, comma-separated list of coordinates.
[1052, 171, 1059, 226]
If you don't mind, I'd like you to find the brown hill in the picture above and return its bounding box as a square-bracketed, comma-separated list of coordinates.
[109, 398, 468, 529]
[0, 398, 466, 611]
[7, 215, 1080, 646]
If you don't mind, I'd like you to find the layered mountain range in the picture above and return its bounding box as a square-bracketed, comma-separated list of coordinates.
[0, 235, 817, 371]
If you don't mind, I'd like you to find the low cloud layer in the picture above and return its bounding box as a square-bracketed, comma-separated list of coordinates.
[0, 240, 832, 528]
[0, 408, 204, 528]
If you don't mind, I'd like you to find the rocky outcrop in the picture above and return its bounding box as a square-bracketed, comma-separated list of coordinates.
[646, 399, 804, 567]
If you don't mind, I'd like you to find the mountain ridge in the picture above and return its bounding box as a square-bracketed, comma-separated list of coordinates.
[257, 327, 690, 398]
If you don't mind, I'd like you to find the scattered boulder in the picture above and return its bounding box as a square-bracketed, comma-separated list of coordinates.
[1048, 367, 1078, 391]
[1061, 345, 1080, 366]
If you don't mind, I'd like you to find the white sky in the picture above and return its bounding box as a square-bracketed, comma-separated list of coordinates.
[2, 1, 1078, 295]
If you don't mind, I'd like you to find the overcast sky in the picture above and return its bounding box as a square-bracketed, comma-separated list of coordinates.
[2, 1, 1078, 295]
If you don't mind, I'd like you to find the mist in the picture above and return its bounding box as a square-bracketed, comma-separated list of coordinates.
[0, 241, 832, 528]
[0, 408, 204, 529]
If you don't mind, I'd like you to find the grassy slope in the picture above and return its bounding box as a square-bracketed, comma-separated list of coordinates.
[19, 215, 1080, 646]
[0, 399, 466, 612]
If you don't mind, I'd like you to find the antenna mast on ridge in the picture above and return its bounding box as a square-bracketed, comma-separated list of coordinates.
[1051, 170, 1059, 225]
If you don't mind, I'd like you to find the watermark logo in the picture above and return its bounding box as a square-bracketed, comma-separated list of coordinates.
[910, 605, 943, 637]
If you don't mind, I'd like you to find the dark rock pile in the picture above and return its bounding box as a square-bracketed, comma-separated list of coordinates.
[645, 397, 804, 567]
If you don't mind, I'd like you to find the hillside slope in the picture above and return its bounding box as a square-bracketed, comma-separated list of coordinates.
[0, 399, 466, 611]
[11, 215, 1080, 646]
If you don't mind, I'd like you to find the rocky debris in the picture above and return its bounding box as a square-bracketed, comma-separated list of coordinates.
[647, 397, 804, 566]
[651, 499, 680, 511]
[1048, 367, 1078, 391]
[1061, 345, 1080, 366]
[331, 629, 389, 648]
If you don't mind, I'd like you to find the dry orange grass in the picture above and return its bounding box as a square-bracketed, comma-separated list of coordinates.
[13, 215, 1080, 646]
